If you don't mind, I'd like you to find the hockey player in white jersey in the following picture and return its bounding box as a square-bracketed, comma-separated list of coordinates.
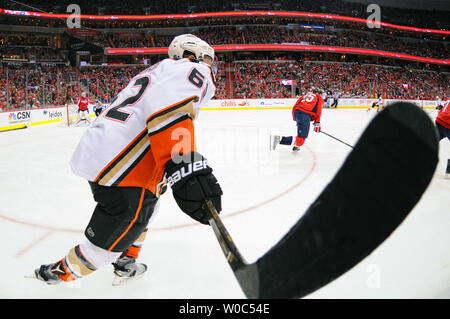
[436, 96, 443, 110]
[367, 96, 384, 112]
[32, 34, 223, 286]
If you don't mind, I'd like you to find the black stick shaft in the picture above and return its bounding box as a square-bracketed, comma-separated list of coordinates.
[205, 200, 247, 271]
[321, 130, 354, 148]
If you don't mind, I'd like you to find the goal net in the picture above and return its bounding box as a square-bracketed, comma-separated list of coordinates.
[60, 104, 78, 126]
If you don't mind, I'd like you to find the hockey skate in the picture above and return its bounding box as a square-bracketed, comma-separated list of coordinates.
[269, 135, 281, 150]
[112, 256, 148, 286]
[30, 261, 64, 285]
[292, 146, 300, 152]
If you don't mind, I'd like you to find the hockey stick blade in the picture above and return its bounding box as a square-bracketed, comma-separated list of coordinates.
[208, 102, 439, 299]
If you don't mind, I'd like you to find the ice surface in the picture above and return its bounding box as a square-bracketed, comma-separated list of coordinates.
[0, 108, 449, 299]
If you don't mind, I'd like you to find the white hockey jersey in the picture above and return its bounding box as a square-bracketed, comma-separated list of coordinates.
[70, 58, 216, 195]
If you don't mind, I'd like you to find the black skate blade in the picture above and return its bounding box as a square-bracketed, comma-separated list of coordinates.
[241, 102, 438, 299]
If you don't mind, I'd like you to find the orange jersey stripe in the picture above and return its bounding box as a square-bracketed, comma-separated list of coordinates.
[94, 129, 148, 184]
[115, 146, 162, 194]
[149, 116, 197, 169]
[145, 95, 199, 124]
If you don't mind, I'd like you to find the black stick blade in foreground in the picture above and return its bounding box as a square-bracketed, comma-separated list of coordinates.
[254, 102, 439, 298]
[208, 102, 439, 299]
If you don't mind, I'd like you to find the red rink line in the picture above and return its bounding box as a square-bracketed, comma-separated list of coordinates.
[153, 145, 318, 230]
[0, 146, 317, 234]
[15, 230, 54, 257]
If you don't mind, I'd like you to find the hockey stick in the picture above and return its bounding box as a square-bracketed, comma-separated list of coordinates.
[206, 200, 259, 298]
[321, 130, 354, 148]
[207, 102, 438, 299]
[206, 200, 245, 268]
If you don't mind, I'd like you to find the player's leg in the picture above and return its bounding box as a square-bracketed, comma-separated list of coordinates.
[436, 123, 450, 176]
[271, 111, 310, 151]
[119, 228, 148, 260]
[34, 239, 122, 284]
[75, 109, 82, 124]
[292, 137, 306, 152]
[80, 110, 86, 123]
[111, 228, 149, 285]
[84, 110, 91, 124]
[111, 198, 160, 284]
[436, 123, 450, 142]
[292, 111, 310, 152]
[34, 183, 159, 284]
[332, 99, 338, 108]
[271, 134, 296, 150]
[85, 183, 158, 254]
[269, 134, 281, 150]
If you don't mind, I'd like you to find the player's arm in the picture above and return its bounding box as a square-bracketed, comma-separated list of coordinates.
[313, 95, 324, 133]
[147, 95, 199, 168]
[147, 93, 222, 225]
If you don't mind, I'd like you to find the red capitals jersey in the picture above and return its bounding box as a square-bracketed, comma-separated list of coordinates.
[76, 97, 90, 111]
[292, 93, 324, 123]
[436, 100, 450, 129]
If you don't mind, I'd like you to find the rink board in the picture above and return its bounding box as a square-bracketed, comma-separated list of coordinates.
[0, 98, 438, 131]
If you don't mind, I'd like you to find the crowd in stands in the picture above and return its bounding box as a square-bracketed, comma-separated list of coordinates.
[0, 35, 52, 47]
[231, 60, 449, 99]
[0, 34, 67, 62]
[0, 1, 447, 113]
[1, 58, 448, 112]
[77, 26, 448, 60]
[0, 65, 81, 111]
[0, 47, 65, 62]
[78, 65, 148, 102]
[153, 27, 448, 59]
[1, 0, 447, 65]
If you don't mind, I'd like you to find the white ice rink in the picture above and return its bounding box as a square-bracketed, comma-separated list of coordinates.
[0, 107, 449, 299]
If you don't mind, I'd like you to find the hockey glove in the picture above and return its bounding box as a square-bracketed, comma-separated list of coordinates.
[165, 152, 222, 225]
[313, 122, 321, 133]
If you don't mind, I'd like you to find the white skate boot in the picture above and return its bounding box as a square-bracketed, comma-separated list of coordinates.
[269, 135, 281, 150]
[112, 256, 148, 286]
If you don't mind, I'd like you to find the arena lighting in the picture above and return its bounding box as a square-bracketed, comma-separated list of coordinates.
[299, 25, 325, 29]
[0, 8, 449, 35]
[106, 44, 450, 65]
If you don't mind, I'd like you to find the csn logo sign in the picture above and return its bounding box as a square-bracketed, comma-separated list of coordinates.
[8, 111, 31, 123]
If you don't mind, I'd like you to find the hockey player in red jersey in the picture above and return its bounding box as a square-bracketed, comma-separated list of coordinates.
[32, 34, 222, 286]
[74, 92, 92, 125]
[435, 99, 450, 175]
[270, 89, 324, 152]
